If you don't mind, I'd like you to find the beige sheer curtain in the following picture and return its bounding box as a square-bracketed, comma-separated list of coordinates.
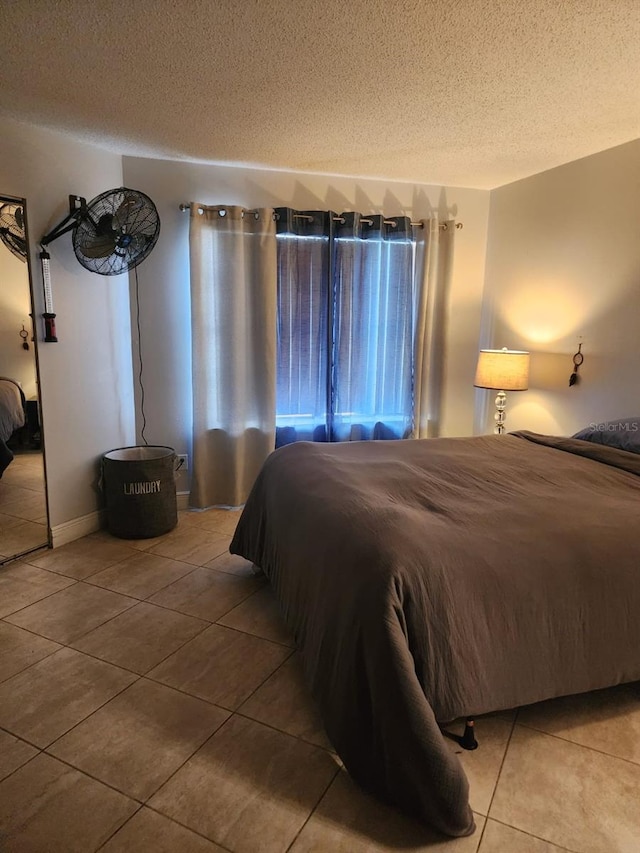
[189, 204, 277, 508]
[413, 219, 454, 438]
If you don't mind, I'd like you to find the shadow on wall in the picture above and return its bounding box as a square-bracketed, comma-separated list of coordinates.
[240, 176, 452, 221]
[242, 178, 326, 212]
[438, 186, 458, 221]
[324, 184, 353, 214]
[410, 186, 458, 224]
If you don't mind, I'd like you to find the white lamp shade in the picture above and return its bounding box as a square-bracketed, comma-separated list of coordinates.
[474, 348, 530, 391]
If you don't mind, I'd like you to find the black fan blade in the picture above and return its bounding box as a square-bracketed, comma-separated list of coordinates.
[79, 234, 118, 259]
[95, 212, 118, 238]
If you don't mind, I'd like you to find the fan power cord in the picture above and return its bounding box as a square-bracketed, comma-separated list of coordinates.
[134, 265, 148, 445]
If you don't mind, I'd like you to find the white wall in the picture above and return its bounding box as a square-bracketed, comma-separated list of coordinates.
[122, 156, 490, 493]
[0, 242, 37, 399]
[0, 118, 135, 529]
[482, 139, 640, 436]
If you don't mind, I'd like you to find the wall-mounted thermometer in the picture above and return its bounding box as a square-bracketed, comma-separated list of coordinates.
[39, 249, 58, 342]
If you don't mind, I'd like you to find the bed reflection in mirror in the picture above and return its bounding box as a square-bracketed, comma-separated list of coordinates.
[0, 193, 49, 563]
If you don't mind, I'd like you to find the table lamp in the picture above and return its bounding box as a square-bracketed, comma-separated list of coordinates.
[474, 347, 530, 434]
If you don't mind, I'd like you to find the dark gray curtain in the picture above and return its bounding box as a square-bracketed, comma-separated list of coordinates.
[275, 208, 416, 447]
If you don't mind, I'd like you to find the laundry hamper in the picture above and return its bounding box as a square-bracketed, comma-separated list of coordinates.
[102, 445, 178, 539]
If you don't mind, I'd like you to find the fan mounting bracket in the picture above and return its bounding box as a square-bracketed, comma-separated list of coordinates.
[40, 195, 87, 247]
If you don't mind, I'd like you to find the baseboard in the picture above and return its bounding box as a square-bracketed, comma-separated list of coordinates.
[50, 509, 105, 548]
[50, 494, 189, 547]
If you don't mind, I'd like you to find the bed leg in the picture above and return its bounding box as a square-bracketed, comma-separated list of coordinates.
[460, 718, 478, 750]
[441, 717, 479, 750]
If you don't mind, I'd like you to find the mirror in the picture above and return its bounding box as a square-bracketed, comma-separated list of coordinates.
[0, 193, 50, 563]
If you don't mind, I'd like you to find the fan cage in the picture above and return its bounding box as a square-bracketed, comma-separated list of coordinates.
[0, 203, 27, 261]
[72, 187, 160, 276]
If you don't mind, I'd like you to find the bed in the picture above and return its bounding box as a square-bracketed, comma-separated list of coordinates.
[229, 430, 640, 837]
[0, 377, 26, 477]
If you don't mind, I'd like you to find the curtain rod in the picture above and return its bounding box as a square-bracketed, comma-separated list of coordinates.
[178, 204, 463, 230]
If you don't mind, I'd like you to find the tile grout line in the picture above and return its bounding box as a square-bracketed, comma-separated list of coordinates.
[2, 537, 246, 611]
[478, 716, 585, 853]
[485, 816, 579, 853]
[0, 726, 158, 808]
[81, 554, 203, 591]
[193, 600, 293, 646]
[0, 743, 43, 788]
[39, 699, 231, 807]
[81, 571, 201, 604]
[1, 579, 140, 640]
[0, 724, 44, 785]
[127, 714, 243, 847]
[149, 574, 270, 626]
[27, 747, 148, 805]
[476, 708, 518, 850]
[284, 762, 342, 852]
[141, 641, 297, 715]
[141, 802, 236, 853]
[0, 577, 81, 620]
[92, 802, 146, 853]
[78, 562, 265, 628]
[514, 719, 640, 769]
[0, 638, 63, 686]
[40, 671, 143, 750]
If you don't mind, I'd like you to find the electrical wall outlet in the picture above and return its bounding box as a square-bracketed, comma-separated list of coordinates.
[177, 453, 189, 472]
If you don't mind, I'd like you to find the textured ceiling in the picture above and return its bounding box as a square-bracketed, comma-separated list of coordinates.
[1, 0, 639, 189]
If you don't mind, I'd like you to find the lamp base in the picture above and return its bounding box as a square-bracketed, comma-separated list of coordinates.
[494, 390, 507, 434]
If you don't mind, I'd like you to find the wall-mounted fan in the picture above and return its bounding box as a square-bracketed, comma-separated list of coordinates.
[41, 187, 160, 275]
[39, 187, 161, 341]
[0, 202, 27, 261]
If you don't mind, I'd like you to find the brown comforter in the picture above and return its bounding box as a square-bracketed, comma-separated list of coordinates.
[229, 432, 640, 837]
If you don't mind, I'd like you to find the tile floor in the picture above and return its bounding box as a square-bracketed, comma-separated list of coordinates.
[0, 508, 639, 852]
[0, 451, 48, 562]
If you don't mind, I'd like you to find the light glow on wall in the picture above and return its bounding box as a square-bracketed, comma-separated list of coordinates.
[505, 394, 565, 436]
[498, 277, 591, 345]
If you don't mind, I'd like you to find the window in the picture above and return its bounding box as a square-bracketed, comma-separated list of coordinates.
[275, 209, 417, 446]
